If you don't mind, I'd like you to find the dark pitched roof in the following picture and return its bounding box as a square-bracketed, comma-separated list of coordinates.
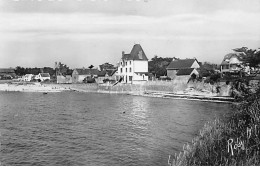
[75, 69, 99, 75]
[40, 73, 50, 77]
[122, 44, 148, 61]
[98, 70, 106, 77]
[167, 59, 197, 70]
[98, 69, 117, 77]
[0, 68, 15, 73]
[176, 68, 195, 76]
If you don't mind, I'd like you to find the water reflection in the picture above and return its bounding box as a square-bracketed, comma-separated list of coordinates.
[127, 96, 150, 131]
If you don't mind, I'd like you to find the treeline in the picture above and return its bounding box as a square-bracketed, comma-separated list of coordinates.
[148, 56, 173, 78]
[15, 66, 56, 76]
[233, 47, 260, 67]
[14, 62, 74, 77]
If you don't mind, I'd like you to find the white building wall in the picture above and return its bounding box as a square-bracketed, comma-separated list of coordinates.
[117, 59, 148, 83]
[133, 73, 148, 81]
[133, 60, 148, 73]
[191, 61, 200, 69]
[78, 75, 90, 82]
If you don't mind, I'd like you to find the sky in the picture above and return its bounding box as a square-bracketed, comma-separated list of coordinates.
[0, 0, 260, 69]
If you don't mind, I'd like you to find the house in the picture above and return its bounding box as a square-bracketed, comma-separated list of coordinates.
[175, 68, 199, 83]
[57, 75, 72, 84]
[220, 53, 243, 75]
[0, 68, 16, 80]
[37, 73, 51, 82]
[97, 69, 118, 83]
[22, 74, 34, 81]
[166, 58, 200, 79]
[72, 68, 99, 83]
[117, 44, 149, 84]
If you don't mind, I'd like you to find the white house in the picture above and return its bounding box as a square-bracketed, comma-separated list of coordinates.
[22, 74, 33, 81]
[38, 73, 51, 82]
[117, 44, 149, 84]
[220, 53, 243, 74]
[72, 68, 99, 83]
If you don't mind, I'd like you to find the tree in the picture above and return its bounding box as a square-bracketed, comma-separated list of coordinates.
[43, 67, 55, 76]
[88, 65, 94, 69]
[199, 62, 218, 78]
[55, 62, 72, 76]
[99, 62, 116, 71]
[233, 47, 260, 67]
[15, 66, 25, 76]
[148, 55, 175, 78]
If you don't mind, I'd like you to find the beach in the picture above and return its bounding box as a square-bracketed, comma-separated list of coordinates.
[0, 83, 70, 92]
[0, 82, 234, 103]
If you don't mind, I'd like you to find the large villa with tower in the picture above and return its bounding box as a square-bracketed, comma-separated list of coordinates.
[117, 44, 149, 84]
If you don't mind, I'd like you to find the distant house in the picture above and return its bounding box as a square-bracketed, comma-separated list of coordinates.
[0, 68, 16, 79]
[220, 53, 243, 74]
[35, 73, 51, 82]
[117, 44, 149, 84]
[166, 58, 200, 79]
[72, 68, 99, 83]
[97, 69, 118, 83]
[22, 74, 34, 81]
[57, 75, 72, 84]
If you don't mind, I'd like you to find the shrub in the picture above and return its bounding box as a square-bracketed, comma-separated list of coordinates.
[171, 89, 260, 166]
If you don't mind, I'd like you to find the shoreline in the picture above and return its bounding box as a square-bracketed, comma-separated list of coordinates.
[0, 83, 234, 103]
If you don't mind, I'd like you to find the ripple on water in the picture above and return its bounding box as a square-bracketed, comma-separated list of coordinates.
[0, 92, 231, 165]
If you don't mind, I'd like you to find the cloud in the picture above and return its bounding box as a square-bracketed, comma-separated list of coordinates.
[1, 9, 260, 41]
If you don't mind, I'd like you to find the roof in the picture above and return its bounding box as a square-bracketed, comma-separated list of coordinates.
[167, 59, 197, 70]
[176, 68, 195, 76]
[0, 68, 15, 73]
[98, 69, 117, 77]
[40, 73, 50, 77]
[122, 44, 148, 61]
[25, 74, 33, 77]
[75, 69, 99, 75]
[221, 53, 243, 65]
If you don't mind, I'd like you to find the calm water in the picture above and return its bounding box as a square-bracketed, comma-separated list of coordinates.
[0, 91, 231, 166]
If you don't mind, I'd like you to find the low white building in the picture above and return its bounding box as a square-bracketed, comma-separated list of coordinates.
[220, 53, 243, 74]
[22, 74, 33, 81]
[38, 73, 51, 82]
[117, 44, 149, 84]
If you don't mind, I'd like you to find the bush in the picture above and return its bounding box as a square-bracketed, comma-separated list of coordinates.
[171, 89, 260, 166]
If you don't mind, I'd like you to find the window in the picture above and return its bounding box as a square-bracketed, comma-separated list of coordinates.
[130, 61, 131, 65]
[126, 62, 127, 66]
[126, 68, 127, 72]
[121, 62, 123, 66]
[130, 68, 132, 72]
[120, 68, 123, 73]
[129, 76, 132, 81]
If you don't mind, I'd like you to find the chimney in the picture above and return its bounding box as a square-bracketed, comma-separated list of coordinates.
[122, 51, 125, 57]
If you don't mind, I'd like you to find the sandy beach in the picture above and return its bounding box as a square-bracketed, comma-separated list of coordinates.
[0, 83, 70, 92]
[0, 82, 234, 103]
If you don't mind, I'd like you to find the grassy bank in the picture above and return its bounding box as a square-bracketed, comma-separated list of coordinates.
[170, 89, 260, 166]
